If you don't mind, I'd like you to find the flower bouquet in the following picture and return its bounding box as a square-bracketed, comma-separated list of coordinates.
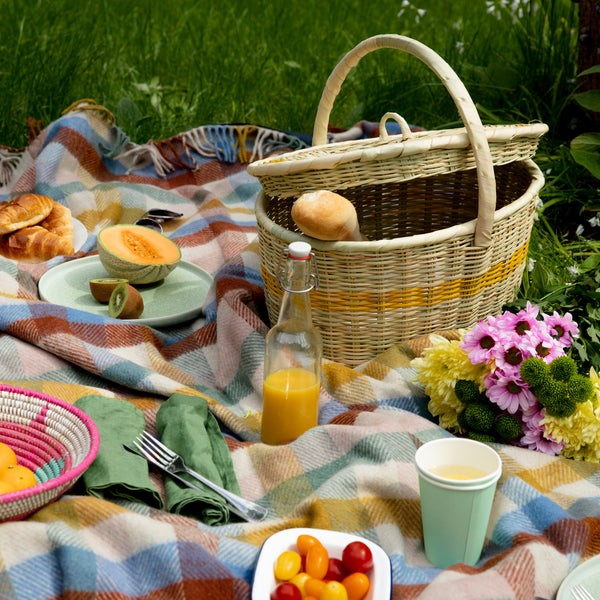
[411, 303, 600, 461]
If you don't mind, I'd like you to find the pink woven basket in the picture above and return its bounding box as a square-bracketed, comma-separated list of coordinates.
[0, 385, 100, 521]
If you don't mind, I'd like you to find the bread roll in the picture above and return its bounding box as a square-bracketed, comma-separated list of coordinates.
[0, 225, 74, 262]
[0, 193, 54, 234]
[291, 190, 363, 241]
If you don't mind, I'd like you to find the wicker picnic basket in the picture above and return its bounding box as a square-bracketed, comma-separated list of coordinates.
[248, 35, 548, 367]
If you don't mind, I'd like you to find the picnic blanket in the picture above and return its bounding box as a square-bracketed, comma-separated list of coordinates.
[0, 102, 598, 600]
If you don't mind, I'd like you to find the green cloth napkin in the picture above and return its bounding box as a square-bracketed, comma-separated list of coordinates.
[73, 395, 163, 509]
[156, 393, 241, 525]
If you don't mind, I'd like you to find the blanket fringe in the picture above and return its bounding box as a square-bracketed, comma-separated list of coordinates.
[0, 147, 24, 189]
[114, 124, 308, 177]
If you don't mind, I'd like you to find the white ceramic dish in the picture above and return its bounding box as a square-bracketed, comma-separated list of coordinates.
[557, 555, 600, 600]
[72, 217, 87, 252]
[38, 255, 213, 327]
[252, 527, 391, 600]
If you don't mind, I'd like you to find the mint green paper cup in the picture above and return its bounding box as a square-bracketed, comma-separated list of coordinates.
[415, 438, 502, 569]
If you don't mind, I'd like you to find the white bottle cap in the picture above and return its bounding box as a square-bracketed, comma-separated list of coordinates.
[288, 241, 311, 259]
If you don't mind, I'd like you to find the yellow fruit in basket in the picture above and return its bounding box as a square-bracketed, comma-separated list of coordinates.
[1, 465, 36, 492]
[0, 441, 17, 470]
[0, 442, 17, 471]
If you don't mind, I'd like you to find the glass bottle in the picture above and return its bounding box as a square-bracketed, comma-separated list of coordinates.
[261, 241, 322, 445]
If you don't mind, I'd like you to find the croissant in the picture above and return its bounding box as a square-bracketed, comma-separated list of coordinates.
[0, 193, 54, 234]
[0, 225, 74, 262]
[39, 201, 74, 243]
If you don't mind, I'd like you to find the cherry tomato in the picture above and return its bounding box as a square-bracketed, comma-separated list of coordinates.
[321, 581, 349, 600]
[305, 544, 329, 580]
[325, 557, 348, 582]
[290, 572, 310, 596]
[341, 572, 370, 600]
[304, 577, 326, 598]
[297, 534, 323, 556]
[271, 581, 302, 600]
[342, 541, 373, 574]
[274, 551, 302, 581]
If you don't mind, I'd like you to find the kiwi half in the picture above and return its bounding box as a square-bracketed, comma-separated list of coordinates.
[89, 278, 129, 303]
[108, 282, 144, 319]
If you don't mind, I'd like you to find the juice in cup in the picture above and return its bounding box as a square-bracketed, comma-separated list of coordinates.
[261, 367, 319, 445]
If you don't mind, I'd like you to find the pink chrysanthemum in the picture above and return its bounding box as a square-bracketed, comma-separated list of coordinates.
[489, 331, 532, 371]
[485, 370, 537, 414]
[496, 301, 540, 337]
[520, 408, 564, 455]
[460, 318, 499, 364]
[543, 311, 579, 347]
[525, 328, 566, 365]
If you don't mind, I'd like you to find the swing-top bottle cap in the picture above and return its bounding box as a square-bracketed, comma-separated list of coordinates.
[287, 241, 311, 259]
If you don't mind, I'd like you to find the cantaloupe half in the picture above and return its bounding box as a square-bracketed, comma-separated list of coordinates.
[97, 224, 181, 284]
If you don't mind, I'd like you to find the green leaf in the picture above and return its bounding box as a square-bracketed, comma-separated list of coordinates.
[571, 133, 600, 179]
[579, 65, 600, 77]
[580, 253, 600, 273]
[574, 90, 600, 112]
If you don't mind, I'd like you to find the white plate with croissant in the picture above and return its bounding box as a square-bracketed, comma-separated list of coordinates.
[0, 193, 87, 262]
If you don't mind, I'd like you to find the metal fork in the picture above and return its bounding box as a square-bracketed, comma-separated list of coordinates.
[572, 584, 596, 600]
[126, 431, 268, 522]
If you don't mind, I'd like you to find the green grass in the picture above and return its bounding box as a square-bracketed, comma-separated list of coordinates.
[1, 0, 599, 362]
[0, 0, 582, 146]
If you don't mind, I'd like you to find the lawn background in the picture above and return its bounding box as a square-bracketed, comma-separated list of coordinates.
[1, 0, 599, 365]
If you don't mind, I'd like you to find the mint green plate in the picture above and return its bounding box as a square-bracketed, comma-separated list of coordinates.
[38, 255, 213, 327]
[557, 555, 600, 600]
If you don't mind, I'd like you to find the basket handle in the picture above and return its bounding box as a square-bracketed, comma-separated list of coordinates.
[312, 34, 496, 247]
[379, 112, 413, 141]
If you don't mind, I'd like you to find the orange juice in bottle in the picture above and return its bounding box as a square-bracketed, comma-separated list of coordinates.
[261, 242, 322, 445]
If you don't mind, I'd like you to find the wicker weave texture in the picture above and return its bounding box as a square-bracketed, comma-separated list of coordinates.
[257, 161, 543, 366]
[250, 34, 546, 366]
[0, 386, 99, 521]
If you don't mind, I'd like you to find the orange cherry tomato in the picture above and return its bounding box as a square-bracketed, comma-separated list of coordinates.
[305, 544, 329, 580]
[296, 534, 323, 556]
[274, 551, 302, 581]
[342, 572, 370, 600]
[304, 577, 326, 598]
[321, 581, 349, 600]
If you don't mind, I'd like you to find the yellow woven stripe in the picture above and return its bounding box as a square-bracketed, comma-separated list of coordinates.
[262, 242, 528, 312]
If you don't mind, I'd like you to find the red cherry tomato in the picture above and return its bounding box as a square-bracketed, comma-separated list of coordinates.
[325, 557, 348, 582]
[342, 541, 373, 574]
[271, 581, 302, 600]
[306, 544, 329, 580]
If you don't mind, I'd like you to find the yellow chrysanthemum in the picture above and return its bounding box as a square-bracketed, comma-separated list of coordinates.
[542, 367, 600, 462]
[411, 334, 490, 430]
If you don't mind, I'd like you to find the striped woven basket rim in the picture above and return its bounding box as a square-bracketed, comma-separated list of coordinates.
[0, 385, 99, 517]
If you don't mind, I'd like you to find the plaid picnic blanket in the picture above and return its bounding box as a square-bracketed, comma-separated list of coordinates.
[0, 102, 598, 600]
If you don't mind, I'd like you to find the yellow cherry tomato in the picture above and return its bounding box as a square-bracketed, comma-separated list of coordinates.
[305, 544, 329, 580]
[321, 581, 349, 600]
[274, 551, 302, 581]
[296, 534, 323, 556]
[341, 572, 370, 600]
[290, 572, 311, 596]
[304, 577, 326, 598]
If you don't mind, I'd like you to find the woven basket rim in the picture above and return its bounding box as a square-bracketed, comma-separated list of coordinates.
[256, 159, 544, 252]
[247, 122, 549, 178]
[0, 385, 99, 506]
